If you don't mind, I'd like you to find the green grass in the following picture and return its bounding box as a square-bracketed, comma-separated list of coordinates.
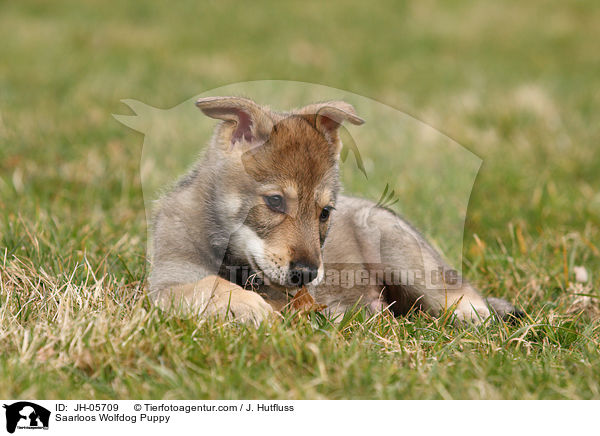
[1, 0, 599, 399]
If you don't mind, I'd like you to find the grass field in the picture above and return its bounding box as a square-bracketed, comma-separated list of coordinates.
[1, 0, 599, 399]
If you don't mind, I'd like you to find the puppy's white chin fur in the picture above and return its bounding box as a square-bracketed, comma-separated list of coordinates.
[315, 264, 325, 285]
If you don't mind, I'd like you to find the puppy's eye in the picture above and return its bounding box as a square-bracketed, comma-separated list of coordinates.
[319, 206, 333, 222]
[264, 195, 285, 213]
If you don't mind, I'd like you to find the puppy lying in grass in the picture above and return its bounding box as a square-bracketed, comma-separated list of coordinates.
[149, 96, 521, 324]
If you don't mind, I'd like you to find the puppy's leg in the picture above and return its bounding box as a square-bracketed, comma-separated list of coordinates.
[151, 275, 274, 325]
[383, 278, 491, 321]
[357, 205, 490, 322]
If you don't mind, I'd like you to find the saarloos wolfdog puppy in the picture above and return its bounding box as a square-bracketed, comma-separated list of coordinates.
[149, 96, 520, 324]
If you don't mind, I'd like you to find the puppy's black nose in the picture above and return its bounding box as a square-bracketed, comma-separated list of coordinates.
[288, 261, 319, 286]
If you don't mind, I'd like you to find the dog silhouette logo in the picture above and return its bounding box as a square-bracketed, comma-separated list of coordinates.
[2, 402, 50, 433]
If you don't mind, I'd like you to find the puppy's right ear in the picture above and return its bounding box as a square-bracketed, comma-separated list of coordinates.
[195, 96, 272, 147]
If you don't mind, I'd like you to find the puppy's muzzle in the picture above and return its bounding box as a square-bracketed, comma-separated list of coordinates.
[287, 261, 319, 287]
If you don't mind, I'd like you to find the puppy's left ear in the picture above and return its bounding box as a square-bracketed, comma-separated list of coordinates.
[297, 101, 364, 153]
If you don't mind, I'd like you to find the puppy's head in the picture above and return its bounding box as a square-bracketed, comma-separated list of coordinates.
[196, 96, 363, 288]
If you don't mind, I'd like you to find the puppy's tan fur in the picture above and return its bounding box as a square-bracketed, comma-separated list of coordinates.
[149, 96, 518, 324]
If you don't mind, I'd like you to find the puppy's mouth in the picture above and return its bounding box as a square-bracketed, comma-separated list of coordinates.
[247, 255, 322, 291]
[246, 255, 286, 290]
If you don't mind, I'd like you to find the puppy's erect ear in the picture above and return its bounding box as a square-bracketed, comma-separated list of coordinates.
[297, 101, 364, 153]
[195, 96, 273, 147]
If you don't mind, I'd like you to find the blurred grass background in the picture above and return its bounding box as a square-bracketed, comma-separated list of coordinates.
[1, 0, 599, 399]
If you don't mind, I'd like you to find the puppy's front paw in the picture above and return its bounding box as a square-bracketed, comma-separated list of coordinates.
[212, 289, 274, 325]
[453, 299, 491, 323]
